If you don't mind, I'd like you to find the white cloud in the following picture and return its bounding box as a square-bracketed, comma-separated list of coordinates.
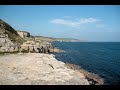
[80, 18, 100, 24]
[50, 19, 80, 27]
[50, 18, 100, 27]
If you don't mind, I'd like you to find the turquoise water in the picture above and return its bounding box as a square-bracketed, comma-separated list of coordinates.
[52, 42, 120, 85]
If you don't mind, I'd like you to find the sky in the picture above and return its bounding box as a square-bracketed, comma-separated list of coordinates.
[0, 5, 120, 42]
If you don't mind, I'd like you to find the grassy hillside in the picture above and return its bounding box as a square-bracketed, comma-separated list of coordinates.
[0, 19, 25, 44]
[34, 36, 80, 42]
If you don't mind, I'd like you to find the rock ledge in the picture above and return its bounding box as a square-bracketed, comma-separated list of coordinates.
[0, 53, 89, 85]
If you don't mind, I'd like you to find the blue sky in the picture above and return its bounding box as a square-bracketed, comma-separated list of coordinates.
[0, 5, 120, 42]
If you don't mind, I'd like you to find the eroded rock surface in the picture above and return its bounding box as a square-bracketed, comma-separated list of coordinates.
[0, 53, 89, 85]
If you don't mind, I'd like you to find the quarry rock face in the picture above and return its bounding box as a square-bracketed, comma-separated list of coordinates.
[17, 31, 30, 38]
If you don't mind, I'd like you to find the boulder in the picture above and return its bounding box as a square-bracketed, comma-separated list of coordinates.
[19, 45, 29, 53]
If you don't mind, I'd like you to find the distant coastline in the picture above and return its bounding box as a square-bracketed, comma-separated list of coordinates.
[34, 36, 80, 42]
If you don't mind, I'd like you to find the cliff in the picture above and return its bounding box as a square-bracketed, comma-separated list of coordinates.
[0, 19, 25, 44]
[0, 19, 26, 53]
[0, 53, 89, 85]
[17, 30, 30, 38]
[0, 19, 57, 53]
[0, 19, 91, 85]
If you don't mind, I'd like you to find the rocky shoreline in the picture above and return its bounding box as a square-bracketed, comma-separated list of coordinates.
[0, 19, 104, 85]
[0, 53, 89, 85]
[0, 19, 64, 54]
[65, 63, 104, 85]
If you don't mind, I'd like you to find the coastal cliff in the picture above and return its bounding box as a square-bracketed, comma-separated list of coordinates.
[0, 19, 59, 53]
[0, 19, 90, 85]
[0, 53, 89, 85]
[0, 19, 25, 44]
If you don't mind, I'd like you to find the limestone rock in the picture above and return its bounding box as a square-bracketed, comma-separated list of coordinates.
[0, 53, 89, 85]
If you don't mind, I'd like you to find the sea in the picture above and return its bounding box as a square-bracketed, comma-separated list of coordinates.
[52, 42, 120, 85]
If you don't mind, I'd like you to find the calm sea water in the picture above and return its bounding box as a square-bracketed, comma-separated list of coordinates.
[52, 42, 120, 85]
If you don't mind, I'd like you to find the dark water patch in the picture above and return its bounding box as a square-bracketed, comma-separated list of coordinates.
[52, 42, 120, 85]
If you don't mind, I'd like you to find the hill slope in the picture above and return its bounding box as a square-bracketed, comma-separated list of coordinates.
[0, 19, 25, 44]
[34, 36, 80, 42]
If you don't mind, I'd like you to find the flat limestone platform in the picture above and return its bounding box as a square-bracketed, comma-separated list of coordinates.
[0, 53, 89, 85]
